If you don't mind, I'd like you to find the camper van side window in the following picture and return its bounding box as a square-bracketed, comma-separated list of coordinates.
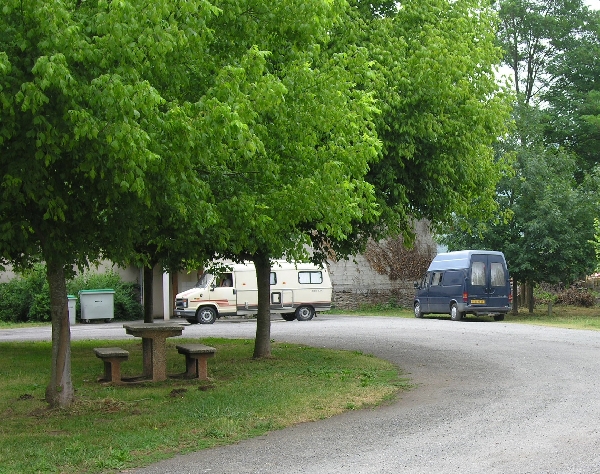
[443, 270, 463, 286]
[490, 263, 505, 287]
[270, 272, 277, 285]
[471, 262, 486, 286]
[298, 271, 323, 284]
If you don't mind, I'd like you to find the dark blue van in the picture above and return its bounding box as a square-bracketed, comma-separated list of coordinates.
[413, 250, 512, 321]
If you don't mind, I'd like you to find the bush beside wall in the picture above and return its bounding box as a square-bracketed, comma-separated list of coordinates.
[0, 266, 143, 323]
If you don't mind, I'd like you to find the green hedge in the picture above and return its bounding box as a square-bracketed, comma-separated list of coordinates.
[0, 265, 143, 323]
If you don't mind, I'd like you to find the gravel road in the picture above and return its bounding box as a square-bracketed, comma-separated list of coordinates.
[3, 315, 600, 473]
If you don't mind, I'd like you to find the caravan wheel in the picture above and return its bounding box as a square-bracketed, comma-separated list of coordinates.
[197, 306, 217, 324]
[295, 305, 315, 321]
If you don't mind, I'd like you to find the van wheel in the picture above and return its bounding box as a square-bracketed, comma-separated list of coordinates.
[281, 313, 296, 321]
[450, 303, 463, 321]
[494, 314, 505, 321]
[414, 302, 423, 318]
[295, 305, 315, 321]
[197, 306, 217, 324]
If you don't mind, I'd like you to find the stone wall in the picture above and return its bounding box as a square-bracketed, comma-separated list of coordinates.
[327, 220, 437, 310]
[328, 254, 417, 309]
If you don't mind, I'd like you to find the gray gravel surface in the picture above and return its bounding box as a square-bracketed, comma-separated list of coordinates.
[3, 315, 600, 473]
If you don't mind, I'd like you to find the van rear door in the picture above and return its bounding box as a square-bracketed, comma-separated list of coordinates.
[469, 254, 510, 308]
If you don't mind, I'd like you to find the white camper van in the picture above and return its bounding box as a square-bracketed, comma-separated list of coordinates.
[174, 261, 332, 324]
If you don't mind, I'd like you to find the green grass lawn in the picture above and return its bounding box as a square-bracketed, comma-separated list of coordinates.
[0, 338, 407, 474]
[2, 304, 599, 472]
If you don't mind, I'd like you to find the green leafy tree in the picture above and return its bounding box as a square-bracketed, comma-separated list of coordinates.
[369, 0, 511, 234]
[544, 9, 600, 173]
[195, 0, 381, 358]
[495, 0, 591, 105]
[441, 105, 598, 311]
[0, 0, 217, 407]
[591, 218, 600, 272]
[443, 0, 600, 311]
[200, 0, 511, 358]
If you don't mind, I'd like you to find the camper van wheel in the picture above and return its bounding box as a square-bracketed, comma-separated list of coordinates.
[494, 314, 505, 321]
[295, 305, 315, 321]
[414, 302, 423, 318]
[450, 303, 463, 321]
[197, 306, 217, 324]
[281, 313, 296, 321]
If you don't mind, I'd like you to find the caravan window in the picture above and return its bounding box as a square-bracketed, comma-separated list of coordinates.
[270, 272, 277, 285]
[490, 263, 505, 287]
[298, 271, 323, 284]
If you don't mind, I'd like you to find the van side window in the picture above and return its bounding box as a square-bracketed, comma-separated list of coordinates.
[490, 263, 505, 287]
[298, 271, 323, 284]
[431, 272, 443, 286]
[270, 272, 277, 285]
[471, 262, 486, 286]
[442, 270, 463, 286]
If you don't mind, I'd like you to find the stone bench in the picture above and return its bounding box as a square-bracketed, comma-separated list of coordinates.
[176, 344, 216, 380]
[93, 347, 129, 384]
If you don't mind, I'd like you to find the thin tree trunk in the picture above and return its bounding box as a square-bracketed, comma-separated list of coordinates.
[144, 265, 154, 323]
[45, 260, 74, 408]
[253, 251, 272, 359]
[512, 279, 518, 315]
[528, 282, 535, 313]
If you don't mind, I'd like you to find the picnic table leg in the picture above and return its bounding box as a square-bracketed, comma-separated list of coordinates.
[147, 336, 169, 381]
[142, 338, 154, 379]
[196, 354, 210, 380]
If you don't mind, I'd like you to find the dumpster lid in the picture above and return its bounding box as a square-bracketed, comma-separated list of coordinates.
[78, 289, 115, 294]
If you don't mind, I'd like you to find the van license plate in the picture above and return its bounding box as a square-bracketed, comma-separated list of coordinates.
[471, 299, 486, 304]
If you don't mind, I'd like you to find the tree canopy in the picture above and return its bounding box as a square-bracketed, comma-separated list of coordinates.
[1, 0, 515, 398]
[0, 0, 219, 406]
[442, 0, 600, 305]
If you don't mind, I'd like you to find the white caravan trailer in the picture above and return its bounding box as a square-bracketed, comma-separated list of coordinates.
[174, 261, 332, 324]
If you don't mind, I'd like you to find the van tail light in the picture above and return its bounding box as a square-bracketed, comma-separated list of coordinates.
[463, 291, 468, 303]
[509, 291, 513, 304]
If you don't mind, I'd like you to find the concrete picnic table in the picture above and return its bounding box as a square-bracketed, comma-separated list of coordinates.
[123, 322, 184, 381]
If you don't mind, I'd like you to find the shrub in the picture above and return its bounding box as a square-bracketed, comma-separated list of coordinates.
[555, 287, 596, 307]
[0, 264, 50, 323]
[0, 266, 143, 323]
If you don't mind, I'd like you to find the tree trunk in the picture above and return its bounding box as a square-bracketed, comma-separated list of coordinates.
[253, 251, 272, 359]
[144, 265, 154, 323]
[45, 260, 74, 408]
[528, 282, 535, 313]
[512, 279, 518, 315]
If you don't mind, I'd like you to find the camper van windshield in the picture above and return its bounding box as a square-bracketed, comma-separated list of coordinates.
[195, 273, 215, 289]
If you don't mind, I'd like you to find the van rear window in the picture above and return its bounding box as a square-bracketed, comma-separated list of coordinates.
[442, 271, 463, 286]
[471, 262, 486, 286]
[491, 263, 505, 287]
